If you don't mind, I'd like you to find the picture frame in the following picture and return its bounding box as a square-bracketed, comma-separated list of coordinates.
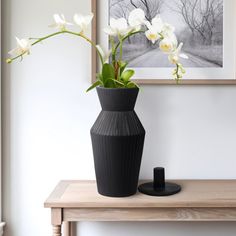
[92, 0, 236, 85]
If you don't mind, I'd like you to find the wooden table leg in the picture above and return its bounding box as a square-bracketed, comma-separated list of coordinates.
[53, 225, 62, 236]
[63, 222, 74, 236]
[52, 208, 62, 236]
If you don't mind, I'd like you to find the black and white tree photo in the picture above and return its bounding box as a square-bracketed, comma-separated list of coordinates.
[109, 0, 223, 68]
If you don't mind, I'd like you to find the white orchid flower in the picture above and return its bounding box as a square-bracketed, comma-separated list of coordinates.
[168, 42, 188, 64]
[144, 15, 165, 43]
[159, 34, 178, 53]
[8, 37, 31, 57]
[162, 23, 175, 34]
[145, 16, 176, 42]
[74, 13, 94, 33]
[49, 14, 73, 31]
[104, 18, 130, 37]
[96, 45, 111, 62]
[151, 15, 164, 33]
[145, 15, 164, 33]
[128, 8, 145, 31]
[145, 28, 160, 44]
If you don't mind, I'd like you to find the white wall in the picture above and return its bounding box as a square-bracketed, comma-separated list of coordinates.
[0, 1, 6, 234]
[0, 0, 2, 221]
[2, 0, 236, 236]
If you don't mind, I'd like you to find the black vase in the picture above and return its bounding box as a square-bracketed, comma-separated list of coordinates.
[91, 87, 145, 197]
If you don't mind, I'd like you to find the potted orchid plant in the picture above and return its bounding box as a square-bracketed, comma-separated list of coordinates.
[7, 9, 187, 197]
[7, 9, 187, 87]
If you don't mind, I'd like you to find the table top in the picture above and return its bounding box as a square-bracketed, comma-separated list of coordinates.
[44, 180, 236, 208]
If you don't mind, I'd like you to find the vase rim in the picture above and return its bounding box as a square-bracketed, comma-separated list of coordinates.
[96, 86, 139, 111]
[97, 86, 139, 91]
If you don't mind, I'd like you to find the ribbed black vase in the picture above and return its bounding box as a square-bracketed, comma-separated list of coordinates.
[91, 87, 145, 197]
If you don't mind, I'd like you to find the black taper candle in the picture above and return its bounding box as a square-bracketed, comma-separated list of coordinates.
[139, 167, 181, 196]
[154, 167, 165, 189]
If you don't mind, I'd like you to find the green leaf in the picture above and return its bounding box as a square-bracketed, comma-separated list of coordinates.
[86, 80, 102, 92]
[121, 69, 135, 82]
[111, 79, 125, 87]
[96, 73, 104, 84]
[102, 63, 115, 80]
[104, 78, 116, 88]
[126, 81, 139, 88]
[119, 61, 128, 75]
[96, 73, 102, 79]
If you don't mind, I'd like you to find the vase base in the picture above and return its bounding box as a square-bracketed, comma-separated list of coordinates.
[138, 182, 181, 196]
[97, 190, 137, 198]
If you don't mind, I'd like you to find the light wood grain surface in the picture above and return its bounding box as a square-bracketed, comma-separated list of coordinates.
[44, 180, 236, 208]
[63, 207, 236, 222]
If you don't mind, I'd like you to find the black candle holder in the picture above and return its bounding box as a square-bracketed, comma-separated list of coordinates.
[138, 167, 181, 196]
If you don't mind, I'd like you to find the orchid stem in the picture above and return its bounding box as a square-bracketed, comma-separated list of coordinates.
[118, 36, 123, 61]
[8, 30, 104, 65]
[114, 30, 144, 57]
[175, 64, 181, 84]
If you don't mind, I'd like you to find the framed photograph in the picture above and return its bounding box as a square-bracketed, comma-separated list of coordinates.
[92, 0, 236, 84]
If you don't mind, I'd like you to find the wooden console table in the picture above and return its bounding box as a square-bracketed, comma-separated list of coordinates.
[44, 180, 236, 236]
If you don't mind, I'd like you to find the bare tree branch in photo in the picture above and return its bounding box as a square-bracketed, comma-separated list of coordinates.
[110, 0, 164, 21]
[130, 0, 164, 21]
[172, 0, 223, 45]
[110, 0, 126, 8]
[110, 0, 131, 19]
